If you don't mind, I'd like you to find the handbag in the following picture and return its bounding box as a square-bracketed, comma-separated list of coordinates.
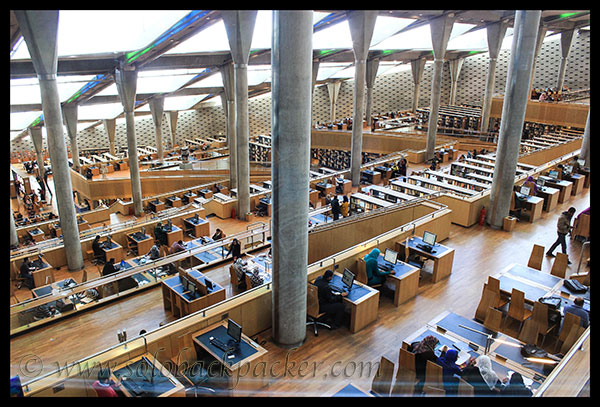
[539, 296, 562, 310]
[564, 279, 587, 293]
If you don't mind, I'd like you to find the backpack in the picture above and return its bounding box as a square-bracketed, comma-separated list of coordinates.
[564, 279, 587, 293]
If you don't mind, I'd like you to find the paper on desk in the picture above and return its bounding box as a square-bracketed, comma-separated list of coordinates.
[456, 350, 470, 366]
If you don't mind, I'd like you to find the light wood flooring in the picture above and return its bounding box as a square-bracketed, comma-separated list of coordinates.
[10, 158, 590, 396]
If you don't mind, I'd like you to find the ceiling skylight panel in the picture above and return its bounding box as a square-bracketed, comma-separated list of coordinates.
[78, 103, 123, 121]
[370, 16, 415, 47]
[10, 111, 41, 131]
[250, 10, 273, 50]
[329, 65, 355, 79]
[371, 23, 432, 50]
[446, 28, 489, 51]
[316, 63, 353, 81]
[313, 19, 353, 49]
[164, 95, 205, 111]
[186, 72, 224, 88]
[165, 19, 230, 53]
[247, 66, 272, 86]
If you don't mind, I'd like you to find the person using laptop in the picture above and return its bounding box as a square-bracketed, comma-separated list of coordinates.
[102, 258, 118, 277]
[313, 269, 347, 329]
[19, 257, 35, 289]
[364, 248, 392, 287]
[523, 176, 537, 196]
[563, 297, 589, 328]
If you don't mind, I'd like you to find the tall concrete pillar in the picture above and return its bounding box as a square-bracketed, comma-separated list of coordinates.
[426, 14, 455, 161]
[15, 10, 84, 271]
[348, 10, 377, 186]
[480, 21, 509, 132]
[448, 57, 464, 105]
[10, 205, 19, 248]
[556, 29, 575, 92]
[411, 58, 426, 113]
[62, 104, 80, 171]
[168, 111, 178, 148]
[103, 119, 116, 156]
[115, 66, 143, 216]
[311, 60, 320, 98]
[222, 10, 257, 221]
[580, 107, 590, 167]
[487, 10, 541, 229]
[327, 81, 341, 122]
[529, 24, 547, 90]
[29, 126, 45, 178]
[221, 62, 237, 189]
[149, 96, 165, 163]
[365, 58, 380, 131]
[271, 9, 313, 348]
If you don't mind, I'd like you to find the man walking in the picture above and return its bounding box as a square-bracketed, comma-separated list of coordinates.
[546, 207, 576, 263]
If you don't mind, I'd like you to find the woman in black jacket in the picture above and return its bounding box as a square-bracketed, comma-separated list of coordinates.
[410, 335, 439, 395]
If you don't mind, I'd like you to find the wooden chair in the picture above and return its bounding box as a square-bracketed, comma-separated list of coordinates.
[518, 318, 540, 345]
[457, 378, 474, 396]
[559, 324, 585, 355]
[370, 356, 395, 397]
[486, 276, 510, 309]
[423, 386, 446, 396]
[81, 269, 88, 283]
[527, 244, 545, 271]
[397, 347, 416, 372]
[483, 307, 504, 333]
[555, 312, 582, 353]
[356, 258, 368, 284]
[475, 286, 500, 322]
[550, 253, 569, 278]
[531, 301, 558, 347]
[505, 288, 532, 333]
[306, 283, 331, 336]
[391, 366, 416, 397]
[424, 360, 444, 396]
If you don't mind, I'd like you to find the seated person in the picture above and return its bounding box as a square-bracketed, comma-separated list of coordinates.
[522, 176, 538, 196]
[409, 335, 440, 395]
[313, 269, 347, 329]
[146, 241, 161, 260]
[436, 347, 471, 396]
[102, 258, 118, 277]
[92, 369, 120, 397]
[212, 228, 225, 241]
[500, 372, 532, 397]
[563, 297, 589, 328]
[153, 222, 168, 247]
[249, 268, 264, 288]
[168, 239, 186, 255]
[364, 248, 392, 286]
[461, 355, 503, 396]
[232, 256, 247, 290]
[19, 257, 35, 289]
[226, 238, 242, 259]
[92, 235, 105, 259]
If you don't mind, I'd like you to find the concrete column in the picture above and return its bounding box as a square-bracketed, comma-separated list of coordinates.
[15, 10, 84, 271]
[326, 81, 341, 122]
[426, 14, 455, 161]
[115, 67, 143, 216]
[62, 104, 80, 171]
[222, 10, 257, 221]
[365, 58, 380, 131]
[168, 111, 178, 148]
[348, 10, 377, 186]
[487, 10, 541, 229]
[311, 60, 320, 98]
[556, 29, 575, 92]
[221, 62, 237, 189]
[411, 58, 426, 113]
[480, 21, 509, 132]
[103, 119, 116, 156]
[580, 107, 590, 167]
[529, 24, 547, 90]
[271, 10, 313, 348]
[448, 57, 464, 105]
[149, 96, 165, 163]
[29, 126, 45, 178]
[10, 206, 19, 248]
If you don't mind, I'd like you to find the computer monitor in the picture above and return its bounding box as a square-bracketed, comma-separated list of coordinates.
[536, 178, 545, 187]
[549, 170, 559, 179]
[564, 165, 573, 174]
[384, 248, 398, 265]
[577, 159, 585, 167]
[227, 319, 242, 344]
[423, 231, 437, 247]
[520, 186, 530, 196]
[205, 279, 214, 291]
[342, 268, 355, 290]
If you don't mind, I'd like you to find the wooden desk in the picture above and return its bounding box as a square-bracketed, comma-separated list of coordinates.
[183, 216, 210, 238]
[572, 211, 590, 240]
[161, 270, 225, 318]
[522, 195, 544, 223]
[327, 272, 380, 333]
[28, 227, 45, 242]
[315, 182, 335, 197]
[361, 169, 381, 185]
[539, 176, 572, 203]
[536, 186, 560, 212]
[578, 168, 590, 188]
[182, 192, 197, 204]
[165, 225, 184, 246]
[148, 200, 166, 213]
[563, 173, 584, 196]
[192, 322, 268, 396]
[111, 354, 186, 397]
[166, 196, 183, 208]
[102, 240, 124, 263]
[29, 257, 55, 288]
[127, 232, 153, 256]
[374, 166, 392, 181]
[396, 236, 454, 283]
[309, 189, 319, 206]
[377, 256, 420, 306]
[77, 218, 90, 231]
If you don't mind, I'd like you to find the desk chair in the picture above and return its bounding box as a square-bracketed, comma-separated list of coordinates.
[397, 347, 416, 372]
[486, 276, 510, 309]
[475, 286, 500, 322]
[424, 361, 445, 396]
[531, 301, 559, 347]
[369, 356, 395, 397]
[509, 192, 524, 220]
[306, 283, 331, 336]
[555, 312, 581, 353]
[527, 244, 545, 271]
[505, 288, 532, 333]
[518, 318, 540, 345]
[356, 258, 369, 285]
[457, 378, 474, 397]
[92, 252, 105, 266]
[483, 307, 504, 333]
[550, 253, 569, 278]
[559, 323, 585, 355]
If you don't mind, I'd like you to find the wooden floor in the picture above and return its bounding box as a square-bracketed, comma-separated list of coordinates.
[10, 159, 590, 396]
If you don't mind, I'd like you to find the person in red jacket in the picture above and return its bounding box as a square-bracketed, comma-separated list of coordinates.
[92, 369, 120, 397]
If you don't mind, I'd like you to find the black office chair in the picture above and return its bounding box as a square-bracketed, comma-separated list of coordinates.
[92, 252, 105, 266]
[306, 284, 331, 336]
